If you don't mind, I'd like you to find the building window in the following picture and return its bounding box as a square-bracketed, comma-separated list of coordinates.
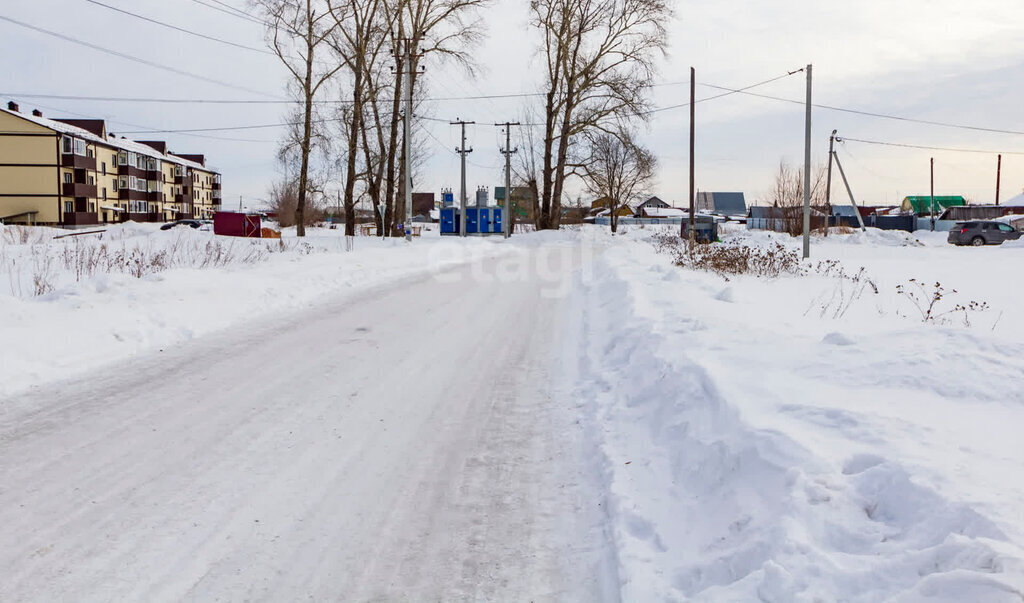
[112, 153, 117, 165]
[63, 201, 73, 214]
[73, 139, 86, 156]
[61, 136, 73, 154]
[101, 161, 106, 175]
[89, 202, 95, 213]
[87, 148, 94, 158]
[63, 172, 73, 184]
[118, 151, 127, 166]
[102, 188, 107, 200]
[88, 176, 94, 185]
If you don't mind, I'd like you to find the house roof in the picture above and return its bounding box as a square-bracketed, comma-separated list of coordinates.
[902, 195, 965, 213]
[639, 196, 668, 207]
[1003, 193, 1024, 207]
[0, 106, 214, 173]
[644, 207, 685, 217]
[698, 192, 747, 215]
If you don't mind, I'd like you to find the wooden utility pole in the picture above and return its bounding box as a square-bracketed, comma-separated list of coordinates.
[996, 154, 1002, 205]
[685, 66, 695, 243]
[930, 157, 936, 231]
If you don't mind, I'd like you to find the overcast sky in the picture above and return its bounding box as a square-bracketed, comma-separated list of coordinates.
[4, 0, 1024, 208]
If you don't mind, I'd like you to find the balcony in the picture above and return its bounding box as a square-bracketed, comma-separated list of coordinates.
[61, 154, 97, 170]
[62, 182, 97, 198]
[119, 189, 148, 201]
[212, 189, 222, 200]
[212, 182, 221, 191]
[64, 212, 99, 226]
[118, 164, 146, 178]
[147, 191, 165, 202]
[124, 212, 161, 223]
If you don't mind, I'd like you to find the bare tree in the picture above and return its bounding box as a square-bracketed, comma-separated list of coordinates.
[254, 0, 347, 237]
[766, 160, 828, 236]
[328, 0, 391, 237]
[530, 0, 671, 230]
[582, 129, 656, 234]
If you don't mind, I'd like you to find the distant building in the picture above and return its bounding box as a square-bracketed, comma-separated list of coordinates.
[589, 196, 633, 217]
[0, 101, 221, 227]
[634, 196, 670, 217]
[412, 192, 435, 216]
[495, 186, 537, 221]
[695, 192, 747, 216]
[901, 195, 966, 215]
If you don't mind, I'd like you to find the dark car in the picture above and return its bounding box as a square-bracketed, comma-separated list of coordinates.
[160, 219, 202, 231]
[947, 221, 1022, 246]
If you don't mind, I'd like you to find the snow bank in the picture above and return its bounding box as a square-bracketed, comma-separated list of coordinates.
[575, 228, 1024, 600]
[0, 226, 523, 399]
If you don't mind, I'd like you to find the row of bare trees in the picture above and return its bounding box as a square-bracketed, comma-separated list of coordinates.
[254, 0, 672, 235]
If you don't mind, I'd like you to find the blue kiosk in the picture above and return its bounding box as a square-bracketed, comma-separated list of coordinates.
[441, 206, 505, 236]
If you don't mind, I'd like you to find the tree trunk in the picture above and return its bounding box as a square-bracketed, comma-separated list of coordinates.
[296, 34, 316, 238]
[343, 56, 364, 238]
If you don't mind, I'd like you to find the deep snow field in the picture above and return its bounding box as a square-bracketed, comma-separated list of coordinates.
[2, 220, 1023, 601]
[575, 224, 1024, 601]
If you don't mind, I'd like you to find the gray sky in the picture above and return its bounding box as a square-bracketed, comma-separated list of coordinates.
[3, 0, 1024, 208]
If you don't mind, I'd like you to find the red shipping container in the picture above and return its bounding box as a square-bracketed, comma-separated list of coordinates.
[214, 212, 261, 238]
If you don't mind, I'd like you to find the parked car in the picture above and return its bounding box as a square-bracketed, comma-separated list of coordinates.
[947, 221, 1021, 246]
[160, 219, 203, 231]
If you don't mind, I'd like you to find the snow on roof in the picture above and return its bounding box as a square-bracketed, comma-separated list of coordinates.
[1003, 193, 1024, 207]
[644, 207, 685, 217]
[0, 106, 214, 172]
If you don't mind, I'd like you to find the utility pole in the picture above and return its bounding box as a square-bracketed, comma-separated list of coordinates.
[685, 66, 696, 244]
[825, 129, 837, 233]
[831, 151, 866, 232]
[402, 40, 414, 241]
[451, 119, 474, 237]
[996, 154, 1002, 205]
[802, 64, 813, 259]
[930, 157, 936, 231]
[495, 122, 520, 239]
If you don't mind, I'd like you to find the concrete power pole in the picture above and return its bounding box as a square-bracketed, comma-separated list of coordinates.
[825, 129, 837, 233]
[802, 64, 813, 259]
[495, 122, 520, 239]
[451, 119, 474, 237]
[686, 66, 695, 244]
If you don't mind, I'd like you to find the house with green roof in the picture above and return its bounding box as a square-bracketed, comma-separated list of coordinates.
[901, 195, 966, 215]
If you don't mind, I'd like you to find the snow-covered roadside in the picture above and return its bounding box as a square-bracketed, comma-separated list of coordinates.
[576, 225, 1024, 601]
[0, 224, 526, 400]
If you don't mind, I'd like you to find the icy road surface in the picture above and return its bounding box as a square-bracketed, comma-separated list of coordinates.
[0, 242, 615, 601]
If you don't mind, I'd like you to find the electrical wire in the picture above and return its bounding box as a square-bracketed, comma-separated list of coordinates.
[82, 0, 273, 55]
[699, 83, 1024, 137]
[0, 14, 283, 99]
[839, 136, 1024, 156]
[644, 71, 799, 115]
[188, 0, 268, 26]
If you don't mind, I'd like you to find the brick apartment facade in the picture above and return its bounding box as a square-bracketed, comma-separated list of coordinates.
[0, 101, 221, 227]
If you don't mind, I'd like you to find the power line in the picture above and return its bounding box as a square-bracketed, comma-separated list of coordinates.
[0, 14, 283, 99]
[82, 0, 274, 55]
[698, 83, 1024, 137]
[839, 136, 1024, 156]
[645, 71, 799, 115]
[188, 0, 268, 26]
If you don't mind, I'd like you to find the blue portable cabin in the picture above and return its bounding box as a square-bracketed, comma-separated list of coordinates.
[478, 207, 492, 234]
[492, 207, 504, 235]
[440, 207, 459, 235]
[464, 207, 480, 234]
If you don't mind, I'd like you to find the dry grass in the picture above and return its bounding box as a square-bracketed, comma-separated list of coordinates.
[654, 233, 804, 280]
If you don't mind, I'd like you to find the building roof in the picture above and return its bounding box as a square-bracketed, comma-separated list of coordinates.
[639, 196, 668, 207]
[902, 195, 966, 214]
[0, 105, 215, 173]
[643, 207, 685, 217]
[697, 192, 747, 215]
[1002, 193, 1024, 207]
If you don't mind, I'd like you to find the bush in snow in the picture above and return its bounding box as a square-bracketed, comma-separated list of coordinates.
[896, 279, 990, 327]
[654, 234, 803, 280]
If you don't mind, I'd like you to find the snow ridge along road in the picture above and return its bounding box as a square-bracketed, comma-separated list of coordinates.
[0, 236, 616, 601]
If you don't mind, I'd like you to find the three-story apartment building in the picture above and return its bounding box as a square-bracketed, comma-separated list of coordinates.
[0, 101, 222, 227]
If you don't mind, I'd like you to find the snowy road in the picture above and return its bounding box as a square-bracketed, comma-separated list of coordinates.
[0, 242, 615, 601]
